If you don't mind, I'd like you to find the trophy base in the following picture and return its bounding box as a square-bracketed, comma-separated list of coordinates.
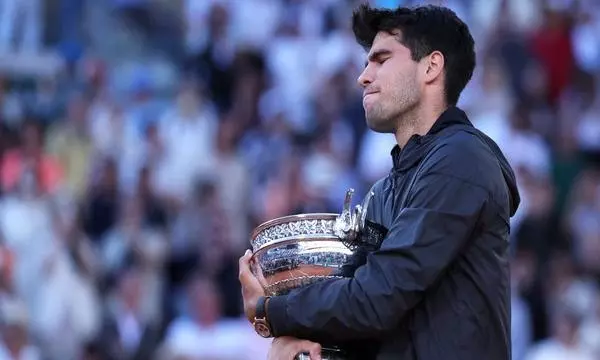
[295, 347, 349, 360]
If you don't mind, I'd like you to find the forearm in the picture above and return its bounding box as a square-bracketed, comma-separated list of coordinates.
[266, 274, 402, 341]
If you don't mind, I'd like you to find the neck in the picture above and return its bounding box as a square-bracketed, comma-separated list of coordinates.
[394, 101, 448, 149]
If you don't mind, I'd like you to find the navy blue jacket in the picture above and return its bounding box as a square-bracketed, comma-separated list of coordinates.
[266, 106, 520, 360]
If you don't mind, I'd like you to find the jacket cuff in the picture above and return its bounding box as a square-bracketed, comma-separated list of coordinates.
[266, 295, 291, 337]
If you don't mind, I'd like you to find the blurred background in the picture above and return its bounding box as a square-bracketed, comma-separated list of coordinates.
[0, 0, 598, 359]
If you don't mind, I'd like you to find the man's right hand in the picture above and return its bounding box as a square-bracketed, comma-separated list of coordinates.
[268, 336, 322, 360]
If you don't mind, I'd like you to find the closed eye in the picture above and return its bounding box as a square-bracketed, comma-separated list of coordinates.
[365, 49, 392, 67]
[364, 56, 390, 68]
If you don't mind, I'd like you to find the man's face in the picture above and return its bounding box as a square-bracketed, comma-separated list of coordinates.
[358, 31, 421, 133]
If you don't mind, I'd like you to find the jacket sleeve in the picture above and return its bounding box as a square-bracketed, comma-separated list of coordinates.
[266, 155, 490, 341]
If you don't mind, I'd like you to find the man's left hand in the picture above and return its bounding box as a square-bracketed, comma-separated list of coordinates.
[239, 249, 265, 322]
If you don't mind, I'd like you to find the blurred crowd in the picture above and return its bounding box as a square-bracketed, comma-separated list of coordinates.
[0, 0, 598, 359]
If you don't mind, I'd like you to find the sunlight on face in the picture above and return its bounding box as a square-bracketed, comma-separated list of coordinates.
[357, 31, 421, 133]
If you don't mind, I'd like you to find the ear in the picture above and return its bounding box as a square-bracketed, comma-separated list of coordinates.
[423, 50, 444, 84]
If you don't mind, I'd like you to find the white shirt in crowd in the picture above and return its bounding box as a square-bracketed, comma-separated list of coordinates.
[163, 317, 270, 360]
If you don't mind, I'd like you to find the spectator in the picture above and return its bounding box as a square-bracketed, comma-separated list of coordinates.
[0, 298, 41, 360]
[0, 0, 42, 53]
[45, 93, 93, 200]
[161, 275, 269, 359]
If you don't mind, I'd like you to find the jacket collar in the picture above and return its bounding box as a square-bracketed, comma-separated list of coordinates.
[391, 106, 473, 171]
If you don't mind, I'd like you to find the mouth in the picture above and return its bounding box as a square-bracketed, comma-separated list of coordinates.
[362, 92, 378, 109]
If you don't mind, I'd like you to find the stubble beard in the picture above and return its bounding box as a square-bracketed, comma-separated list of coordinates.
[366, 91, 419, 134]
[365, 103, 395, 133]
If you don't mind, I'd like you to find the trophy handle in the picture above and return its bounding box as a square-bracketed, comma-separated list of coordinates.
[335, 189, 355, 236]
[359, 190, 375, 230]
[342, 189, 355, 215]
[335, 188, 374, 248]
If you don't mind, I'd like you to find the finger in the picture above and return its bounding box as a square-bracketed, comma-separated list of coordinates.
[239, 249, 251, 274]
[252, 258, 267, 284]
[305, 342, 322, 360]
[238, 249, 253, 283]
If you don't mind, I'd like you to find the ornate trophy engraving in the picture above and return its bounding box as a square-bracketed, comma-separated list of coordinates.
[250, 189, 374, 360]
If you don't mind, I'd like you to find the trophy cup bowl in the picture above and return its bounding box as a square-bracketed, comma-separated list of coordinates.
[250, 213, 353, 297]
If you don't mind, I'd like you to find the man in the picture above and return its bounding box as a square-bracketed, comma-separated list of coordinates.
[239, 4, 520, 360]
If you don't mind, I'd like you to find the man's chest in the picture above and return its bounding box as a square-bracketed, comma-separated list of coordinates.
[369, 168, 421, 230]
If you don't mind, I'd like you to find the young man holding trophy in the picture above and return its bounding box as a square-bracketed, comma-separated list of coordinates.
[239, 4, 520, 360]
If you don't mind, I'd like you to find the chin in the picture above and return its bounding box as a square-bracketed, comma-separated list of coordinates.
[366, 115, 395, 133]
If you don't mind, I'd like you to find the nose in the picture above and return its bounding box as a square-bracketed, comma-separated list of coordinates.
[357, 66, 373, 88]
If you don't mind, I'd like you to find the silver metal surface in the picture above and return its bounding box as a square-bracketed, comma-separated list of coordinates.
[333, 189, 374, 249]
[249, 189, 371, 296]
[250, 213, 353, 296]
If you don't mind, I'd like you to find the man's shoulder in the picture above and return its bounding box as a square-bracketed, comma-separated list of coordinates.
[436, 125, 494, 156]
[426, 128, 499, 174]
[420, 126, 515, 203]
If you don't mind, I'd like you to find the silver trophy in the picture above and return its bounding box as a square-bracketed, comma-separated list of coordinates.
[250, 189, 373, 360]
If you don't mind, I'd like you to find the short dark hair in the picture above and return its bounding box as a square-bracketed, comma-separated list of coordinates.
[352, 4, 476, 106]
